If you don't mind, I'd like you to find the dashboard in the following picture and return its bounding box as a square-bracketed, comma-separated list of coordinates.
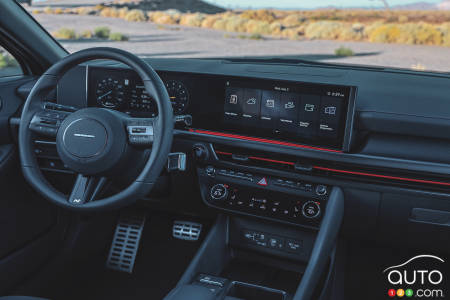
[20, 57, 450, 248]
[84, 66, 355, 151]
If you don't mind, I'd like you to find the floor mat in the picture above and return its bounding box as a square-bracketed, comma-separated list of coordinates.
[49, 214, 207, 300]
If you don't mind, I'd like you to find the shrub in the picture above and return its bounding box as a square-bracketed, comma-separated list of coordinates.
[245, 20, 271, 35]
[339, 24, 365, 41]
[75, 6, 96, 15]
[52, 28, 77, 39]
[79, 30, 93, 39]
[201, 15, 221, 28]
[43, 7, 53, 14]
[335, 46, 354, 57]
[240, 10, 276, 23]
[280, 26, 305, 40]
[124, 9, 146, 22]
[0, 52, 18, 68]
[437, 22, 450, 46]
[118, 7, 129, 19]
[368, 24, 402, 43]
[212, 19, 228, 31]
[32, 10, 41, 14]
[368, 23, 442, 45]
[148, 11, 166, 22]
[305, 21, 345, 40]
[155, 14, 179, 25]
[409, 23, 442, 45]
[100, 7, 119, 18]
[180, 13, 205, 27]
[224, 16, 248, 32]
[53, 8, 63, 15]
[269, 22, 284, 35]
[280, 14, 306, 28]
[94, 26, 111, 38]
[109, 32, 129, 41]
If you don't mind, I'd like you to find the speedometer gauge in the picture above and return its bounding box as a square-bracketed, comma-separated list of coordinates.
[96, 77, 124, 108]
[165, 80, 189, 114]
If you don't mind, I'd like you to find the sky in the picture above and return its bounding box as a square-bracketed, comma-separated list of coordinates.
[204, 0, 443, 9]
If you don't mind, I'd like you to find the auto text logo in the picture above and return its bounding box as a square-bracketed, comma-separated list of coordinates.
[383, 255, 446, 298]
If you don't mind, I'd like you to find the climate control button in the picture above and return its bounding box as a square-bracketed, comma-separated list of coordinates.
[302, 201, 321, 219]
[210, 184, 228, 201]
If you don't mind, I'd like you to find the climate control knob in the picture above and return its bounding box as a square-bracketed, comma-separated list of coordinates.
[210, 184, 228, 201]
[315, 185, 327, 196]
[302, 201, 321, 219]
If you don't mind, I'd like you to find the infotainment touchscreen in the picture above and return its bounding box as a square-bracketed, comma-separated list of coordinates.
[222, 80, 352, 149]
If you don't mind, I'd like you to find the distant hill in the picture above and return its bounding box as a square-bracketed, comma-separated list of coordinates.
[438, 0, 450, 10]
[391, 1, 438, 10]
[107, 0, 226, 14]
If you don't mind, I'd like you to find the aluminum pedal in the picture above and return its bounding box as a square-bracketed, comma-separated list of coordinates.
[173, 221, 202, 241]
[106, 212, 146, 273]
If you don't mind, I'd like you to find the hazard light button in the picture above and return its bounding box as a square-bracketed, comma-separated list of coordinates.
[257, 177, 268, 186]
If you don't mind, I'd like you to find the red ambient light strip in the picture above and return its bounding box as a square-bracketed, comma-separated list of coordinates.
[313, 166, 450, 187]
[215, 150, 295, 166]
[188, 129, 343, 153]
[216, 150, 450, 187]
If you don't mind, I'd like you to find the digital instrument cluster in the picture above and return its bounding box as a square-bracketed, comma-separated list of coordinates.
[88, 66, 189, 116]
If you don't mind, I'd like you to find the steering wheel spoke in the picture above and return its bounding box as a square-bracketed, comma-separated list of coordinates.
[69, 174, 109, 205]
[125, 117, 156, 148]
[29, 102, 77, 138]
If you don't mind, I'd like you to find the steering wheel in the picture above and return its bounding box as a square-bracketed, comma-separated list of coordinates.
[18, 48, 174, 211]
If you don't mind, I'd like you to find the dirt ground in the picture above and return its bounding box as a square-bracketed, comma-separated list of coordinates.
[33, 13, 450, 73]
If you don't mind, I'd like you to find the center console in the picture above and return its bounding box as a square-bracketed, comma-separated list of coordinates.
[167, 76, 353, 300]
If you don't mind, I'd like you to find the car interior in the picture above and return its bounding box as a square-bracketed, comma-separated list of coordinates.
[0, 1, 449, 300]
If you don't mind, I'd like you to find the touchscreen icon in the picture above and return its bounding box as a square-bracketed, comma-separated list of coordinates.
[265, 99, 275, 108]
[229, 94, 238, 104]
[304, 103, 315, 112]
[247, 98, 256, 105]
[285, 101, 295, 109]
[324, 106, 336, 115]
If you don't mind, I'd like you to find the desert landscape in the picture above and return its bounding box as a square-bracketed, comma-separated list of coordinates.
[14, 0, 450, 72]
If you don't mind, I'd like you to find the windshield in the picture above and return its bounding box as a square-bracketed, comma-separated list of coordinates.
[22, 0, 450, 72]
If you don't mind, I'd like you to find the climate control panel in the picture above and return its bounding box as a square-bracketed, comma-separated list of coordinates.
[198, 165, 330, 228]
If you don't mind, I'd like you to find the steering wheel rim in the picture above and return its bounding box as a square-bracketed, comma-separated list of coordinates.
[18, 47, 174, 211]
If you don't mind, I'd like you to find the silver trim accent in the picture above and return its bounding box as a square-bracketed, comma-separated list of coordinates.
[172, 221, 202, 241]
[73, 133, 95, 138]
[127, 125, 154, 136]
[85, 65, 89, 107]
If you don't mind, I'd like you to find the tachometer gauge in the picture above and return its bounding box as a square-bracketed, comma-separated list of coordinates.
[96, 77, 124, 109]
[165, 80, 189, 114]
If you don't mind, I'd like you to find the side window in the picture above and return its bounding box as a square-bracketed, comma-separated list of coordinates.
[0, 46, 22, 77]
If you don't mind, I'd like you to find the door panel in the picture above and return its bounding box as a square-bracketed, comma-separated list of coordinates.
[0, 76, 64, 293]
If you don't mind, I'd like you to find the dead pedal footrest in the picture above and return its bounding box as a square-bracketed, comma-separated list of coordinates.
[106, 212, 146, 273]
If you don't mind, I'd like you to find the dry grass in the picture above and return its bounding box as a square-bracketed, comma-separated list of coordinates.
[124, 9, 146, 22]
[52, 28, 77, 39]
[38, 7, 450, 47]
